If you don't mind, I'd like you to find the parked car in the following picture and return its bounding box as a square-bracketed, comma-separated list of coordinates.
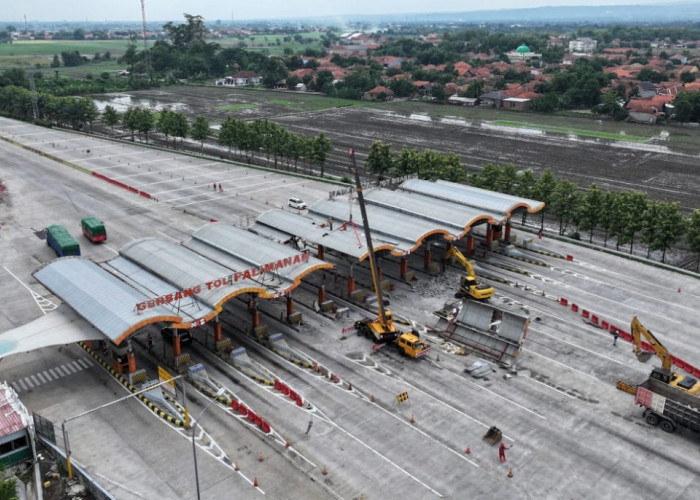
[161, 328, 193, 345]
[288, 197, 307, 210]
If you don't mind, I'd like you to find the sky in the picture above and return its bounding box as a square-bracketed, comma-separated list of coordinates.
[4, 0, 658, 23]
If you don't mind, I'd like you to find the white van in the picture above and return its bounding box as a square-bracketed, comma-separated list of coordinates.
[288, 197, 307, 210]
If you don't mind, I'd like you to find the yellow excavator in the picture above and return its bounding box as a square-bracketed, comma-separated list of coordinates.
[349, 150, 430, 359]
[630, 316, 700, 395]
[444, 245, 495, 301]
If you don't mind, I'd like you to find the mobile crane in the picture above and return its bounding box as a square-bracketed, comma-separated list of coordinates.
[444, 245, 495, 301]
[349, 150, 430, 359]
[630, 316, 700, 395]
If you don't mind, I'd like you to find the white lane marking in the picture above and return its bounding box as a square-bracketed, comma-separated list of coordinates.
[76, 359, 90, 369]
[157, 231, 179, 242]
[35, 372, 47, 384]
[312, 407, 445, 497]
[102, 244, 119, 255]
[3, 266, 58, 314]
[17, 379, 29, 391]
[525, 349, 601, 382]
[464, 379, 546, 419]
[29, 375, 40, 386]
[537, 330, 625, 365]
[48, 368, 60, 379]
[524, 375, 576, 399]
[93, 472, 148, 499]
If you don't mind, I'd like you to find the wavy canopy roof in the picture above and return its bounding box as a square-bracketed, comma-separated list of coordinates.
[27, 224, 332, 347]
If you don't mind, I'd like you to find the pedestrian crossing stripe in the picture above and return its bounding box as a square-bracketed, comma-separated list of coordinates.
[11, 358, 93, 393]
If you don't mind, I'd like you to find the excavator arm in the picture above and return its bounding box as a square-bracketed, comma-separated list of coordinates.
[630, 316, 672, 371]
[445, 245, 477, 277]
[444, 245, 494, 300]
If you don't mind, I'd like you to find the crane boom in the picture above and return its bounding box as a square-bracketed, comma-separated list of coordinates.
[349, 149, 386, 325]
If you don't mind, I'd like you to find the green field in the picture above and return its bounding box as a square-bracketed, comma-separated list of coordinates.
[215, 103, 260, 111]
[0, 40, 131, 70]
[493, 120, 651, 142]
[269, 97, 368, 112]
[218, 31, 326, 55]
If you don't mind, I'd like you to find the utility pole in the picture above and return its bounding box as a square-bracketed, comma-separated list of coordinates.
[27, 71, 39, 120]
[140, 0, 151, 76]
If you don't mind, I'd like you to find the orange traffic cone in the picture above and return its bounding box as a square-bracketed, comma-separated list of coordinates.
[507, 468, 513, 478]
[410, 414, 415, 424]
[258, 453, 264, 462]
[234, 463, 240, 471]
[253, 477, 259, 487]
[285, 439, 291, 448]
[322, 466, 328, 476]
[370, 394, 375, 402]
[465, 446, 471, 454]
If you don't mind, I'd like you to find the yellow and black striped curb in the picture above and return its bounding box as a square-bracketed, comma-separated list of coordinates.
[520, 247, 566, 259]
[508, 255, 549, 267]
[78, 342, 186, 427]
[270, 347, 314, 369]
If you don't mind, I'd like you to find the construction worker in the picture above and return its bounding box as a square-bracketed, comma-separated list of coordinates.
[147, 333, 153, 351]
[499, 442, 512, 462]
[612, 330, 619, 346]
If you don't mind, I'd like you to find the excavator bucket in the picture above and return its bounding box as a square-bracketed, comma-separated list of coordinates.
[635, 350, 653, 363]
[483, 426, 502, 445]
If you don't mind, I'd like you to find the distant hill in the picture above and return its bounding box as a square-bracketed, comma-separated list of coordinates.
[317, 2, 700, 25]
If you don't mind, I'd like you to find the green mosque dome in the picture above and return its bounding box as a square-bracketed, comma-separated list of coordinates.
[516, 44, 530, 53]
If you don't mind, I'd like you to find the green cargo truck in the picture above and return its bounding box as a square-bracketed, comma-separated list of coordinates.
[80, 217, 107, 243]
[45, 224, 81, 257]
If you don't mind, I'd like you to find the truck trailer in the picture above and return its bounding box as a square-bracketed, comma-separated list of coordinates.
[634, 375, 700, 434]
[45, 224, 80, 257]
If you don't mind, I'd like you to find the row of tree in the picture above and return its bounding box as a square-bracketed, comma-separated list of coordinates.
[468, 164, 700, 265]
[364, 140, 466, 183]
[217, 117, 332, 175]
[101, 106, 333, 176]
[0, 85, 98, 129]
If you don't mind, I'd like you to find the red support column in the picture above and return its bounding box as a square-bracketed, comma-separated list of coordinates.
[127, 351, 137, 373]
[492, 224, 502, 239]
[504, 222, 512, 242]
[377, 267, 382, 282]
[318, 285, 326, 304]
[317, 244, 324, 260]
[252, 310, 260, 328]
[486, 226, 494, 245]
[286, 296, 294, 316]
[466, 235, 475, 255]
[400, 257, 408, 280]
[347, 276, 355, 295]
[214, 321, 222, 342]
[424, 248, 431, 269]
[173, 336, 181, 357]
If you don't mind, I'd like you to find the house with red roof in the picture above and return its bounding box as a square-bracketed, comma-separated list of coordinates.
[364, 86, 395, 101]
[626, 94, 675, 123]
